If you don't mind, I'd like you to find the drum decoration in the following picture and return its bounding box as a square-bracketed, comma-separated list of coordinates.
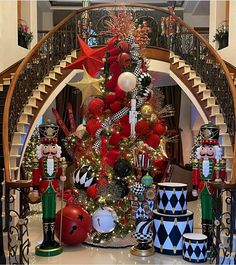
[182, 233, 208, 263]
[153, 210, 194, 255]
[157, 182, 187, 215]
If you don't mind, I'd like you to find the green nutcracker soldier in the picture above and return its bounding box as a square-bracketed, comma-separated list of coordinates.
[192, 123, 226, 249]
[32, 122, 66, 257]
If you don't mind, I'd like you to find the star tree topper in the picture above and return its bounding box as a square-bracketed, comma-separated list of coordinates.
[66, 36, 107, 77]
[68, 66, 104, 106]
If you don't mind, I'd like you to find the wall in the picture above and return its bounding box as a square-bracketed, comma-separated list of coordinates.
[0, 0, 37, 72]
[210, 0, 236, 66]
[179, 90, 194, 165]
[183, 13, 209, 28]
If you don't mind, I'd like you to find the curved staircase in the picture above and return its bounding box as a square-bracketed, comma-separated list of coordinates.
[169, 51, 234, 179]
[1, 3, 236, 264]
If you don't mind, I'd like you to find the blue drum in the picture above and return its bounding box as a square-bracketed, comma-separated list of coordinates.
[182, 233, 208, 263]
[157, 182, 187, 215]
[153, 210, 194, 255]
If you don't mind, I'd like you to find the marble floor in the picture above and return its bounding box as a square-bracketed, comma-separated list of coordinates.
[27, 199, 205, 265]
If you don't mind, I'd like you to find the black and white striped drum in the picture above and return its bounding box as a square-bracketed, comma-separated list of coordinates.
[182, 233, 207, 263]
[153, 210, 194, 255]
[157, 182, 187, 215]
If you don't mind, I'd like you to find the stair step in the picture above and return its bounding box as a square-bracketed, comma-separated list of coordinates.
[53, 65, 63, 75]
[23, 106, 34, 115]
[48, 71, 58, 80]
[196, 83, 207, 93]
[182, 65, 191, 75]
[186, 70, 197, 80]
[223, 145, 234, 156]
[192, 80, 204, 88]
[3, 78, 11, 85]
[71, 50, 77, 59]
[59, 60, 69, 68]
[17, 123, 29, 132]
[64, 55, 72, 63]
[19, 113, 30, 123]
[201, 90, 211, 99]
[176, 60, 185, 68]
[28, 97, 38, 107]
[10, 144, 23, 156]
[201, 96, 215, 106]
[32, 90, 43, 100]
[41, 77, 52, 87]
[220, 133, 231, 146]
[38, 84, 49, 93]
[211, 113, 224, 124]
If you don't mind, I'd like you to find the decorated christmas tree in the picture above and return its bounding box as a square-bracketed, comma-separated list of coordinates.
[51, 9, 175, 243]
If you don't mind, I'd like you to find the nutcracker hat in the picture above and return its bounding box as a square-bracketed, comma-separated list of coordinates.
[200, 123, 219, 145]
[39, 122, 59, 143]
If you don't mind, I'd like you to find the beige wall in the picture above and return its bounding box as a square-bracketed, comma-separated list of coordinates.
[0, 0, 37, 72]
[183, 13, 209, 28]
[210, 0, 236, 66]
[179, 90, 194, 165]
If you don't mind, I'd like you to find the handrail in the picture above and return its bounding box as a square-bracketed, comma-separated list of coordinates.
[0, 59, 23, 84]
[3, 3, 236, 184]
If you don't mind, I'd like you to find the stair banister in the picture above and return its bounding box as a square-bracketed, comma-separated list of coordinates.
[3, 3, 236, 186]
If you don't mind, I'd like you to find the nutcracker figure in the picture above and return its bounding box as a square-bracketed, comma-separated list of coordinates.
[32, 122, 66, 257]
[192, 123, 226, 248]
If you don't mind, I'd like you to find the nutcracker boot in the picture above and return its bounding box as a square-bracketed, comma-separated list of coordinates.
[202, 222, 213, 250]
[35, 219, 63, 257]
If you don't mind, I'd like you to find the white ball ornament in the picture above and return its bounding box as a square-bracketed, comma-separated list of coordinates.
[117, 72, 137, 92]
[92, 207, 118, 233]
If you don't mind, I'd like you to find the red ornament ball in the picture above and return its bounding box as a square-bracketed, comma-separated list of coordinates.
[117, 52, 132, 68]
[55, 205, 92, 245]
[136, 120, 150, 135]
[86, 119, 101, 136]
[154, 121, 166, 135]
[88, 98, 104, 117]
[145, 133, 160, 149]
[86, 184, 98, 199]
[154, 157, 168, 172]
[109, 132, 122, 147]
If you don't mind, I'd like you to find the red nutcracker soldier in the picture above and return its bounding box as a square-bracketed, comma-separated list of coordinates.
[32, 122, 66, 257]
[192, 123, 226, 248]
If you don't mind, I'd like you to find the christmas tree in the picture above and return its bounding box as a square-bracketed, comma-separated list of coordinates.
[52, 9, 174, 243]
[22, 128, 40, 178]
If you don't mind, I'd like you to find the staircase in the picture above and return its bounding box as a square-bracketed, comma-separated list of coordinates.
[4, 51, 77, 180]
[1, 3, 236, 264]
[170, 51, 235, 180]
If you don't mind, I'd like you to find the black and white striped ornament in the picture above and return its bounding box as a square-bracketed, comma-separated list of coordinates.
[138, 87, 152, 99]
[137, 72, 152, 87]
[73, 165, 96, 190]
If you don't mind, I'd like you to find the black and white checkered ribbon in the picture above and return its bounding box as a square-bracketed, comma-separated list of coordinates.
[93, 97, 145, 153]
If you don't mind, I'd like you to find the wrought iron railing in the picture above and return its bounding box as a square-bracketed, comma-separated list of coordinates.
[210, 182, 236, 264]
[3, 4, 236, 184]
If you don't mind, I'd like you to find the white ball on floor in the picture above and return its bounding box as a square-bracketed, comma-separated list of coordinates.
[92, 207, 118, 233]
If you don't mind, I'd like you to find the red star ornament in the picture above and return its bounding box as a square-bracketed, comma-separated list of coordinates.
[66, 36, 107, 77]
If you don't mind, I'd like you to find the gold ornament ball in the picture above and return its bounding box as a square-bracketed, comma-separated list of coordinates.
[150, 113, 158, 122]
[141, 104, 153, 119]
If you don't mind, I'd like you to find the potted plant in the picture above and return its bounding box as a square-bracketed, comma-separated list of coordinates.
[18, 20, 33, 49]
[213, 22, 228, 50]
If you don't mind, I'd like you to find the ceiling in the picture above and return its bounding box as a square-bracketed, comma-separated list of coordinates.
[38, 0, 210, 15]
